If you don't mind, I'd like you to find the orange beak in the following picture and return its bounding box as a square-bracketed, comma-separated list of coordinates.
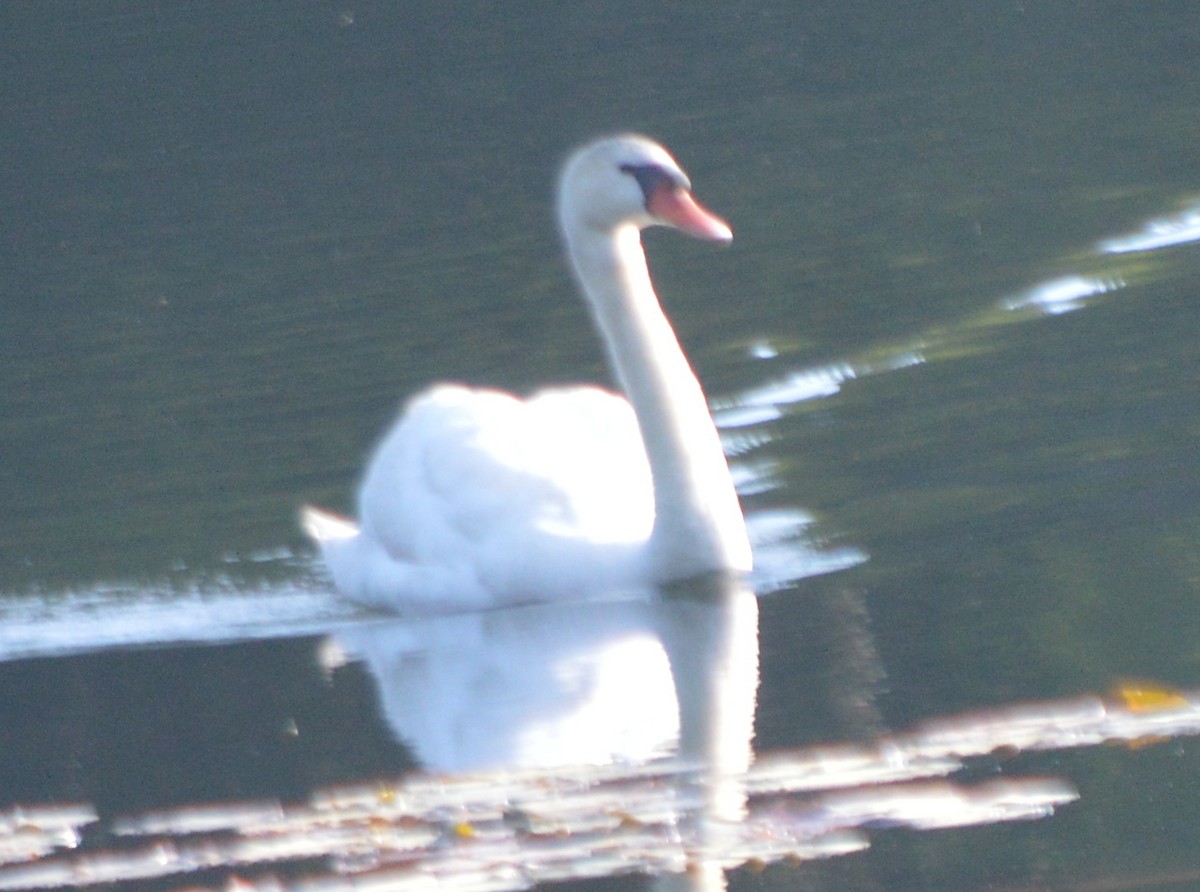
[647, 183, 733, 242]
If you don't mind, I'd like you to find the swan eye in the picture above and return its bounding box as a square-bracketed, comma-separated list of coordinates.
[619, 163, 682, 209]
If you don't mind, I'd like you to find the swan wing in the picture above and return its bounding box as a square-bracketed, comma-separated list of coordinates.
[339, 384, 652, 605]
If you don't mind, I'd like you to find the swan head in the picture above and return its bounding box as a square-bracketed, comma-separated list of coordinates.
[558, 135, 732, 243]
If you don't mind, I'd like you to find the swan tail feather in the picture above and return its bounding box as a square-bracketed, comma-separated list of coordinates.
[300, 504, 360, 542]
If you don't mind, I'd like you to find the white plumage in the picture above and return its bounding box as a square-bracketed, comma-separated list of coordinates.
[304, 135, 750, 611]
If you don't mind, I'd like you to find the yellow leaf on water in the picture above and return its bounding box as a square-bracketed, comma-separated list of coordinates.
[1113, 678, 1188, 713]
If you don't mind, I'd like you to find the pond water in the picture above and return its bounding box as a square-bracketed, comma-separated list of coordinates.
[4, 3, 1200, 890]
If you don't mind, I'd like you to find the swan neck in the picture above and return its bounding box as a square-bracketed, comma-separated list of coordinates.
[564, 223, 751, 577]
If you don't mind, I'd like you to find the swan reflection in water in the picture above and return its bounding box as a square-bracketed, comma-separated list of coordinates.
[328, 572, 759, 891]
[16, 570, 1180, 891]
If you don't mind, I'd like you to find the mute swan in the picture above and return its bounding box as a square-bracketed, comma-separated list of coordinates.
[302, 135, 751, 611]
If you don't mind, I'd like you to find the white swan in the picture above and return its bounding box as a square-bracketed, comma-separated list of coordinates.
[302, 135, 751, 611]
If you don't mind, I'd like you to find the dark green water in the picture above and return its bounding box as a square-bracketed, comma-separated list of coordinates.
[3, 3, 1200, 890]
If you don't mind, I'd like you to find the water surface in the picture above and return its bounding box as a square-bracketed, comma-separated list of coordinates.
[4, 3, 1200, 890]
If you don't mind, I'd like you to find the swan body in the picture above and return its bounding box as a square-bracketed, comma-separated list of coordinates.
[304, 135, 751, 611]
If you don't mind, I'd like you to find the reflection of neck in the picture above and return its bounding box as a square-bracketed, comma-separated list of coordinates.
[565, 223, 751, 580]
[654, 574, 760, 892]
[657, 575, 758, 806]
